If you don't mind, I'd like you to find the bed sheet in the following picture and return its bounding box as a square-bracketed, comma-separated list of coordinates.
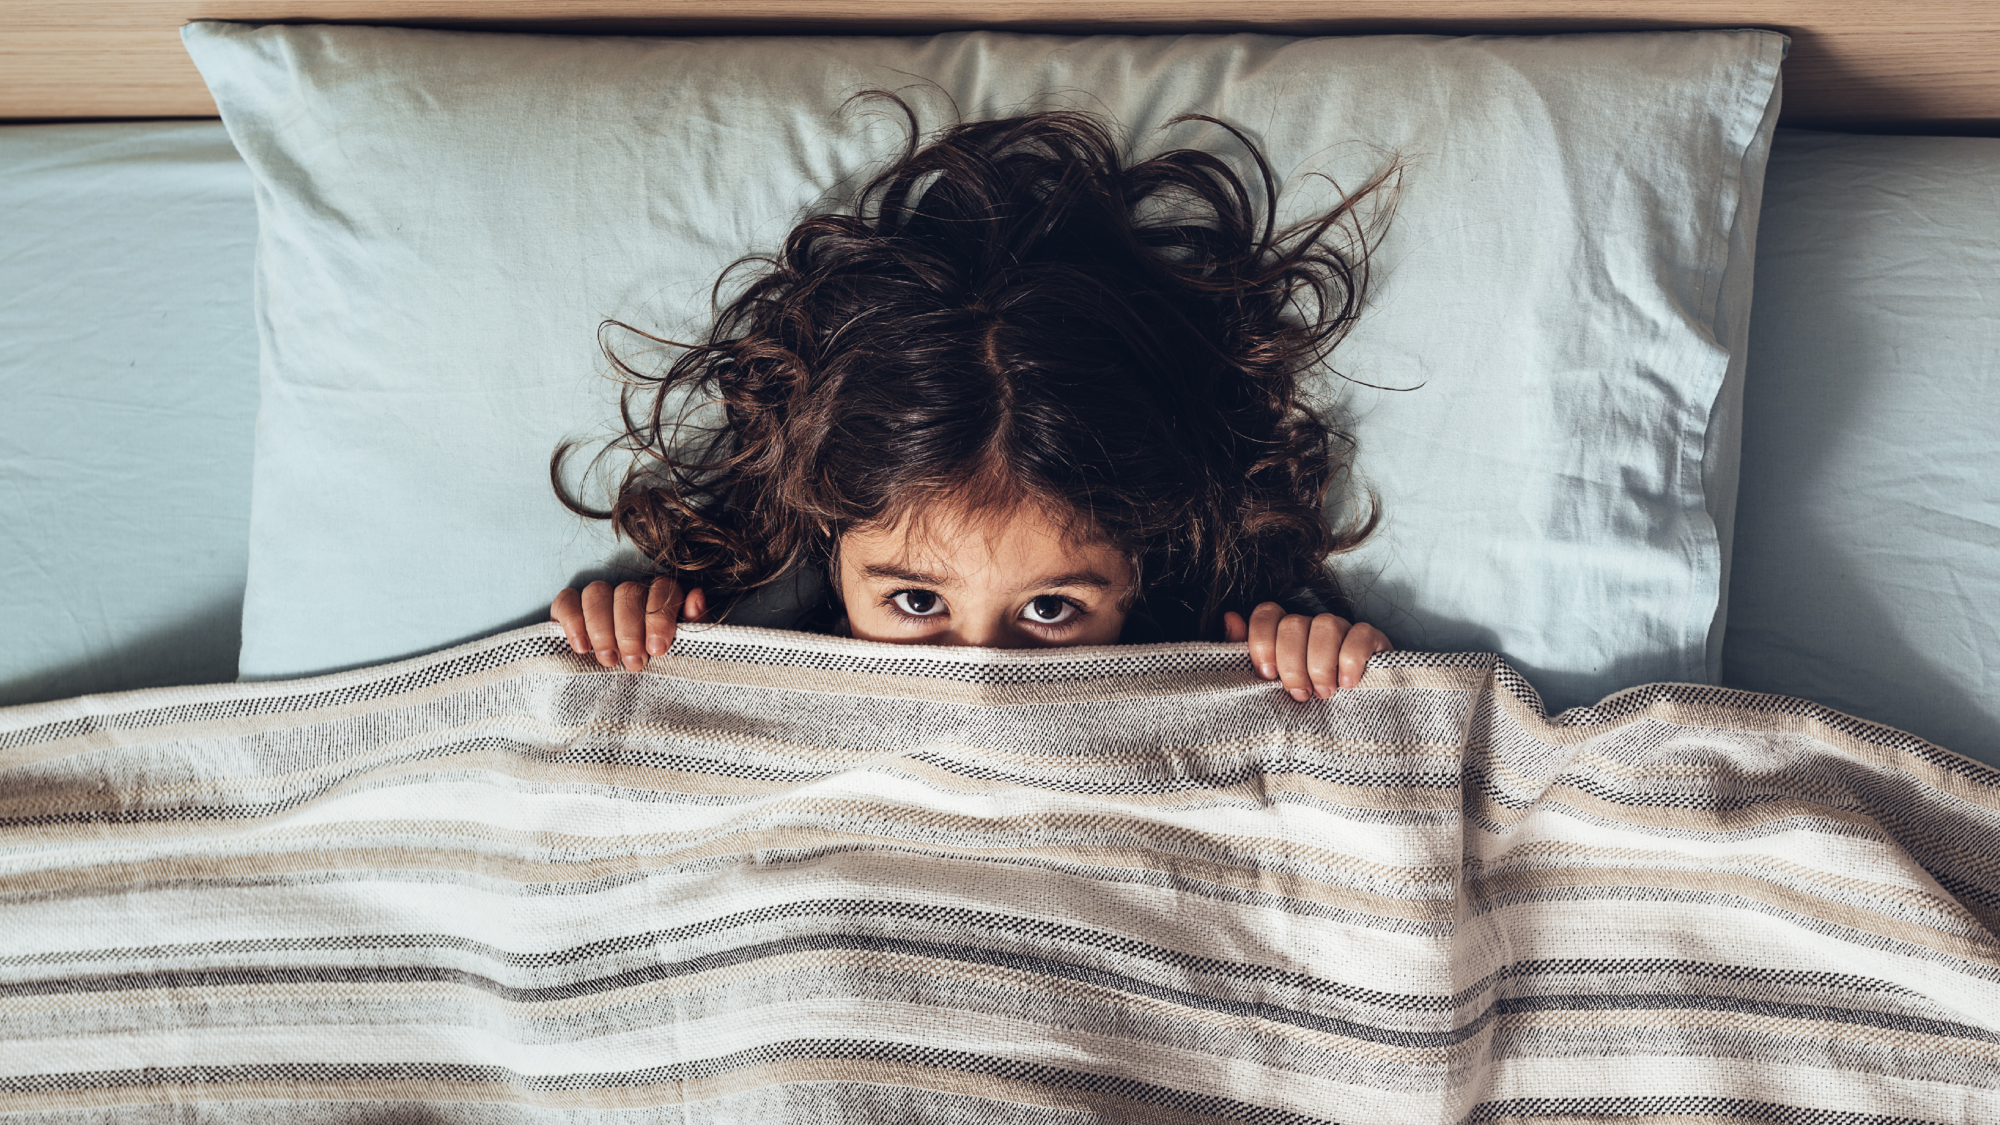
[3, 120, 1995, 772]
[1723, 129, 2000, 768]
[0, 121, 259, 707]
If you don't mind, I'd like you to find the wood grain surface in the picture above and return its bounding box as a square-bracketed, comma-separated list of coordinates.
[4, 1, 1997, 129]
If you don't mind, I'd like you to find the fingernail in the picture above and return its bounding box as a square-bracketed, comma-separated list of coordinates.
[595, 650, 612, 666]
[1341, 674, 1355, 688]
[626, 655, 644, 672]
[648, 636, 665, 655]
[1290, 688, 1308, 702]
[1317, 686, 1333, 699]
[1261, 663, 1276, 678]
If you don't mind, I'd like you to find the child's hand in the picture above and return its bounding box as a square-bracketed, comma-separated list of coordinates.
[550, 578, 707, 672]
[1224, 602, 1392, 701]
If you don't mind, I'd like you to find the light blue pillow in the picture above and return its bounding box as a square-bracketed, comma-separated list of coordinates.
[187, 23, 1783, 709]
[0, 122, 259, 706]
[1725, 130, 2000, 767]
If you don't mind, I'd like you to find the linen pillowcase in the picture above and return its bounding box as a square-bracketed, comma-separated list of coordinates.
[187, 22, 1783, 709]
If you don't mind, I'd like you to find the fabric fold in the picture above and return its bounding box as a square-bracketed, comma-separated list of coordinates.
[3, 623, 1995, 1121]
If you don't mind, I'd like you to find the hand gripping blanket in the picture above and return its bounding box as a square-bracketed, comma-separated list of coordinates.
[3, 623, 1998, 1123]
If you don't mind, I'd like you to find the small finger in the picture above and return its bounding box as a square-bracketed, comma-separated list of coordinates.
[581, 581, 617, 667]
[1341, 623, 1393, 688]
[682, 587, 708, 623]
[551, 588, 587, 654]
[1274, 613, 1313, 702]
[645, 577, 683, 656]
[1246, 602, 1286, 680]
[1307, 613, 1350, 698]
[1222, 611, 1248, 644]
[613, 581, 649, 672]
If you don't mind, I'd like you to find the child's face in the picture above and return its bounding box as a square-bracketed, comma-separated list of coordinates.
[835, 502, 1135, 648]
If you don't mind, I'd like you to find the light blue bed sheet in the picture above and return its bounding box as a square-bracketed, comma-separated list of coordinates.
[0, 122, 259, 706]
[1724, 129, 2000, 767]
[2, 121, 1995, 771]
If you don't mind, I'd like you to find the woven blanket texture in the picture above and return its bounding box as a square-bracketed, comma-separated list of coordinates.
[2, 622, 1997, 1123]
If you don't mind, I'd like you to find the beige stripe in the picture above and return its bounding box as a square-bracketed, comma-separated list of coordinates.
[1469, 780, 1886, 838]
[715, 797, 1453, 883]
[1469, 838, 1984, 928]
[10, 980, 480, 1018]
[3, 648, 588, 771]
[657, 1053, 1312, 1122]
[1470, 864, 2000, 965]
[4, 725, 1465, 832]
[4, 788, 1455, 893]
[0, 1079, 600, 1115]
[1492, 676, 2000, 809]
[7, 780, 1456, 868]
[1, 821, 1451, 922]
[1345, 663, 1491, 693]
[888, 729, 1467, 771]
[0, 710, 603, 823]
[880, 752, 1458, 813]
[0, 1060, 1296, 1119]
[942, 843, 1450, 922]
[5, 721, 1465, 852]
[1465, 784, 2000, 939]
[1500, 1006, 2000, 1060]
[1475, 722, 2000, 821]
[1471, 746, 1699, 795]
[0, 720, 844, 831]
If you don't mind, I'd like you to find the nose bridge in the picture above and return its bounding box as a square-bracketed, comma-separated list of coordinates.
[949, 602, 1020, 650]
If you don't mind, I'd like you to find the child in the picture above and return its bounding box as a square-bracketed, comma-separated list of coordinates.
[550, 94, 1394, 702]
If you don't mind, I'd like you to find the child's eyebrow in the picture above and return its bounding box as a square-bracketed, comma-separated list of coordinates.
[862, 563, 951, 586]
[859, 564, 1116, 592]
[1018, 571, 1117, 592]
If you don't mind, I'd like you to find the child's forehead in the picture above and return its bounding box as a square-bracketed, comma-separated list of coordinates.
[862, 496, 1091, 544]
[843, 500, 1126, 579]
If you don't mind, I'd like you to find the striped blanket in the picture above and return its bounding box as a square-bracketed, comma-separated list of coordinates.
[3, 623, 1997, 1122]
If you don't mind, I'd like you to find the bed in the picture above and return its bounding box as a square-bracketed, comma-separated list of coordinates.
[2, 6, 1997, 1122]
[4, 8, 1995, 760]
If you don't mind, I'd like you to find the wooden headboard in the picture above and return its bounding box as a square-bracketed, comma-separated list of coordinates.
[5, 1, 1997, 132]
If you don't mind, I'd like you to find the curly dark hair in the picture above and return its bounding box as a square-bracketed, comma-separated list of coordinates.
[554, 91, 1397, 641]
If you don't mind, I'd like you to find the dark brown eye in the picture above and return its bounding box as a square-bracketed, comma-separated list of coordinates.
[891, 590, 945, 617]
[1023, 595, 1078, 625]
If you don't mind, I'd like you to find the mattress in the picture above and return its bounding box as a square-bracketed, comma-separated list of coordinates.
[1724, 130, 2000, 764]
[0, 121, 259, 708]
[1, 121, 1995, 768]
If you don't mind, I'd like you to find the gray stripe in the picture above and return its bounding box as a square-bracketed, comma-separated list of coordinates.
[0, 1042, 1343, 1124]
[11, 934, 1993, 1055]
[0, 967, 1450, 1092]
[1464, 1093, 1945, 1125]
[1, 932, 1453, 1044]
